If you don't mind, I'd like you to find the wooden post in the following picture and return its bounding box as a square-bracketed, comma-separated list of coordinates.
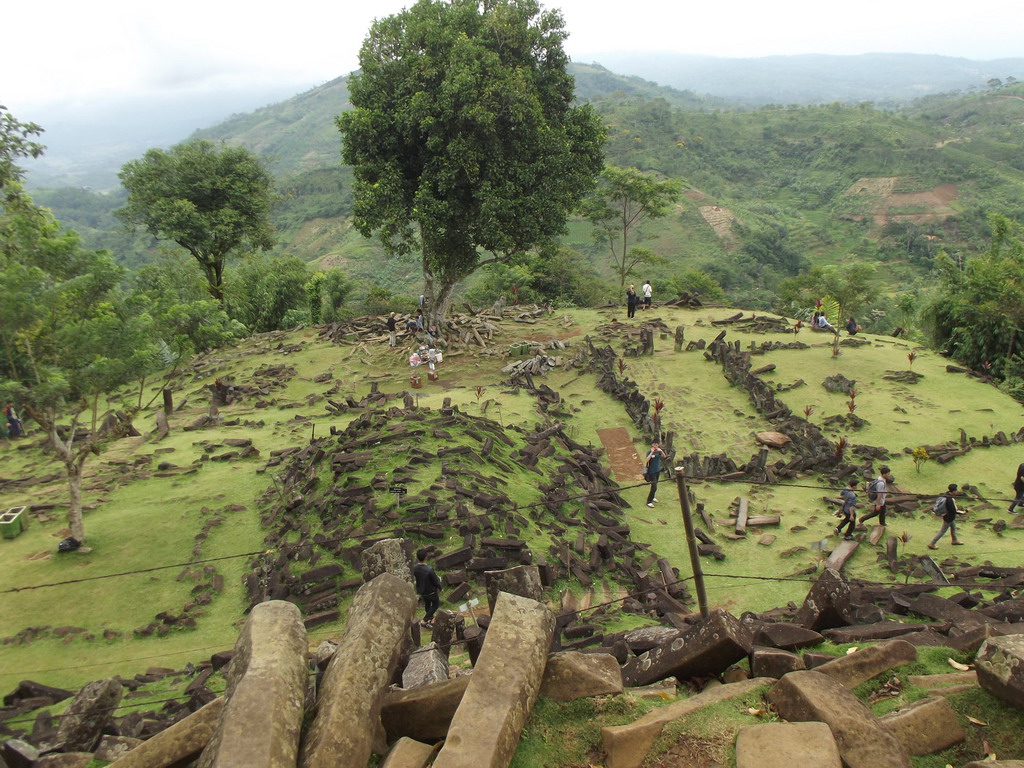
[162, 388, 174, 415]
[674, 468, 709, 619]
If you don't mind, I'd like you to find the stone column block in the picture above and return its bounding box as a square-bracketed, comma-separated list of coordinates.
[300, 573, 417, 768]
[198, 600, 308, 768]
[432, 592, 555, 768]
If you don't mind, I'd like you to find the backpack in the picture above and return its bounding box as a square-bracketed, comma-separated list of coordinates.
[867, 478, 883, 502]
[932, 495, 947, 515]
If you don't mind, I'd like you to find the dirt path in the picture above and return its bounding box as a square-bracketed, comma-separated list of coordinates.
[597, 427, 642, 483]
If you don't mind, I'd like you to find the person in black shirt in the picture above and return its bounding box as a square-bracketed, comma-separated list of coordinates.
[644, 441, 667, 508]
[626, 285, 638, 319]
[413, 548, 442, 628]
[386, 313, 397, 346]
[927, 483, 965, 549]
[1008, 462, 1024, 513]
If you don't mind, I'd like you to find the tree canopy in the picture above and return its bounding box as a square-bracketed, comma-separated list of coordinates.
[338, 0, 605, 326]
[1, 201, 162, 543]
[117, 139, 277, 302]
[583, 165, 681, 287]
[923, 214, 1024, 385]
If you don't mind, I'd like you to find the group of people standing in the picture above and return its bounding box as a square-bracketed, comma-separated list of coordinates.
[626, 281, 653, 318]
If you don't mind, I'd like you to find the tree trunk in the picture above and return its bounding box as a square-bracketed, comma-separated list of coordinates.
[423, 253, 457, 335]
[31, 409, 90, 544]
[195, 252, 225, 303]
[66, 458, 86, 543]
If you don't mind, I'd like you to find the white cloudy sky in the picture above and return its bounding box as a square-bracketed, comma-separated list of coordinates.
[4, 0, 1023, 114]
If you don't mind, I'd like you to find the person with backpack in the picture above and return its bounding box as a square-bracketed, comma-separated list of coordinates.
[641, 280, 653, 310]
[644, 441, 667, 508]
[413, 548, 443, 629]
[834, 478, 858, 540]
[928, 484, 965, 549]
[858, 466, 893, 528]
[1008, 462, 1024, 513]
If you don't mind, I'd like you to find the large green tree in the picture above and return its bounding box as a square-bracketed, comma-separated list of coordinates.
[923, 213, 1024, 381]
[338, 0, 605, 328]
[583, 165, 681, 287]
[117, 139, 277, 302]
[778, 262, 877, 322]
[226, 255, 310, 333]
[1, 211, 162, 544]
[2, 108, 167, 544]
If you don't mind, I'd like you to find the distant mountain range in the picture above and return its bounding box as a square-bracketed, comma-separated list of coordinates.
[21, 53, 1024, 191]
[584, 52, 1024, 105]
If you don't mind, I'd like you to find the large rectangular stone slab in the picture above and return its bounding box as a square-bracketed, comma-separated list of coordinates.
[976, 635, 1024, 709]
[909, 592, 988, 629]
[878, 696, 965, 755]
[735, 721, 841, 768]
[621, 610, 751, 686]
[106, 698, 224, 768]
[821, 621, 925, 643]
[431, 592, 555, 768]
[198, 601, 308, 768]
[300, 573, 418, 768]
[814, 639, 918, 689]
[795, 568, 855, 631]
[540, 652, 623, 702]
[767, 671, 911, 768]
[602, 678, 770, 768]
[381, 677, 470, 744]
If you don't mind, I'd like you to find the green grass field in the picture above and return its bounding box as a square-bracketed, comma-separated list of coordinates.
[2, 305, 1023, 697]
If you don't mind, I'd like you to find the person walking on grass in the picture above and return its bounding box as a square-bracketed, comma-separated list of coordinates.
[1008, 462, 1024, 513]
[413, 548, 442, 629]
[928, 483, 965, 549]
[644, 441, 667, 508]
[641, 280, 653, 310]
[835, 478, 858, 540]
[858, 466, 893, 528]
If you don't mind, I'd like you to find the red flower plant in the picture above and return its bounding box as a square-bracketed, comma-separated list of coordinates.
[834, 436, 848, 461]
[653, 398, 665, 419]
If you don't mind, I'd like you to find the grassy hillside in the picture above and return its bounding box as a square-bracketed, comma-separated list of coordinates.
[3, 304, 1023, 697]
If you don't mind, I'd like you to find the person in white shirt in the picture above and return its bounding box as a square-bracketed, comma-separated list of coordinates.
[859, 466, 893, 527]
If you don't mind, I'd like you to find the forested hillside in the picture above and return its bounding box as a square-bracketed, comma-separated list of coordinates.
[31, 66, 1024, 329]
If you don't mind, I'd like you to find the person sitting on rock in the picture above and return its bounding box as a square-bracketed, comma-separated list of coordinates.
[815, 313, 838, 334]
